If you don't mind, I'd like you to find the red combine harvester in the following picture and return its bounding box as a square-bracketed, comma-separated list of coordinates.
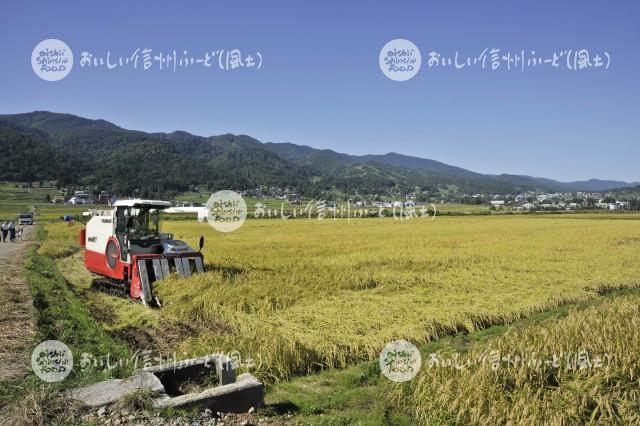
[79, 199, 205, 307]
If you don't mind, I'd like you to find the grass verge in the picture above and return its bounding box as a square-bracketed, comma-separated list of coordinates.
[0, 226, 133, 424]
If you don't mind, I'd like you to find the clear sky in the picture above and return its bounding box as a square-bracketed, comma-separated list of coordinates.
[1, 1, 638, 181]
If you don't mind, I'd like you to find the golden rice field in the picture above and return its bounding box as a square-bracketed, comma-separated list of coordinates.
[46, 213, 640, 385]
[399, 291, 640, 424]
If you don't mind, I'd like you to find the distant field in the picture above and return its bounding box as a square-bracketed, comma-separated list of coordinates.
[0, 183, 493, 224]
[0, 182, 61, 201]
[0, 183, 102, 222]
[35, 204, 89, 222]
[0, 183, 60, 221]
[177, 192, 491, 215]
[50, 214, 640, 385]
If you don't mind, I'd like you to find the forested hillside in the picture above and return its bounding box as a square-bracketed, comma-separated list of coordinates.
[0, 111, 635, 198]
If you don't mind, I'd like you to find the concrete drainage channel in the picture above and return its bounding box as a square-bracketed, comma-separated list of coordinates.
[69, 354, 264, 414]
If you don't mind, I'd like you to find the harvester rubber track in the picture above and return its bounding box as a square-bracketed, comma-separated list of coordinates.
[90, 277, 131, 299]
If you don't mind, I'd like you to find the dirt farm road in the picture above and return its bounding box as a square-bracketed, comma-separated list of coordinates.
[0, 225, 35, 381]
[0, 230, 29, 261]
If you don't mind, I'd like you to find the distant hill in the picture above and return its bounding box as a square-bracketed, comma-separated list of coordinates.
[0, 111, 635, 197]
[262, 142, 638, 193]
[0, 119, 82, 184]
[263, 143, 483, 178]
[530, 177, 639, 192]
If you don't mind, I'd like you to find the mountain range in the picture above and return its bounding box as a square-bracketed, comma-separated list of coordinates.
[0, 111, 636, 198]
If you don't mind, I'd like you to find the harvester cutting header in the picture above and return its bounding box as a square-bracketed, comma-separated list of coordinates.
[80, 199, 205, 307]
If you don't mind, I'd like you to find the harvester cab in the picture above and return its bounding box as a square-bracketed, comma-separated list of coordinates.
[80, 199, 205, 307]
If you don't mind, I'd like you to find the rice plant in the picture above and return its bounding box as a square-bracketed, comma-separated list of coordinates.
[147, 215, 640, 381]
[398, 292, 640, 424]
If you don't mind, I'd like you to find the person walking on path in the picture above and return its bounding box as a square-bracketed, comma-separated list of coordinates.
[1, 222, 7, 242]
[9, 221, 16, 242]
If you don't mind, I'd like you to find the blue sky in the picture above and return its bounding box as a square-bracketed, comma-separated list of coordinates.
[1, 1, 638, 181]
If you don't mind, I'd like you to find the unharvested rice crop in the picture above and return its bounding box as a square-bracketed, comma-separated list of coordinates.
[399, 292, 640, 424]
[38, 222, 82, 258]
[144, 214, 640, 381]
[44, 214, 640, 381]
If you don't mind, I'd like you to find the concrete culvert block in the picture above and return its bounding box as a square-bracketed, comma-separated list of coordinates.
[68, 372, 165, 407]
[152, 373, 264, 413]
[135, 353, 236, 393]
[69, 353, 264, 414]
